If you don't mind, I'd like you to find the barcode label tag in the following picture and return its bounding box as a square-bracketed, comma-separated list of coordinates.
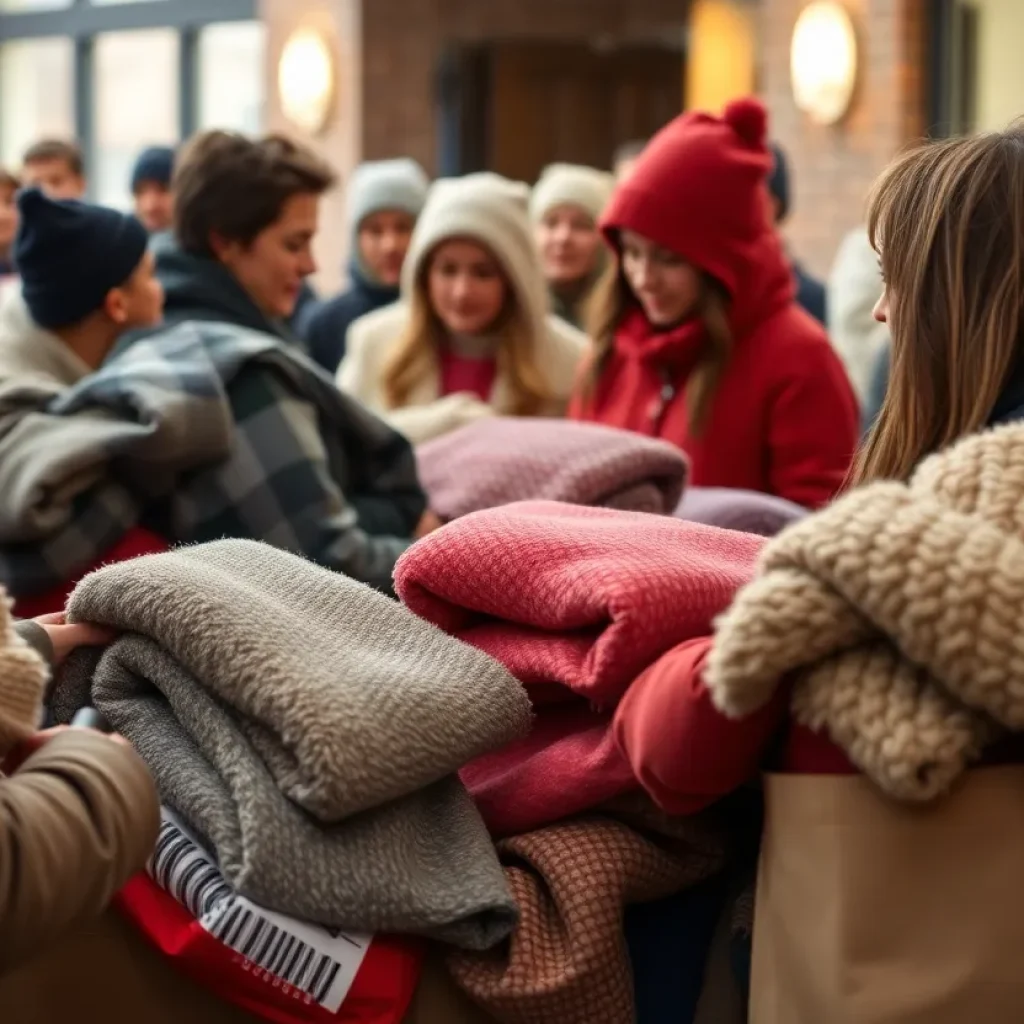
[149, 809, 372, 1014]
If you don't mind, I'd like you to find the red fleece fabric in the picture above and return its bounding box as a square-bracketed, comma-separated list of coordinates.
[569, 97, 858, 510]
[395, 501, 762, 834]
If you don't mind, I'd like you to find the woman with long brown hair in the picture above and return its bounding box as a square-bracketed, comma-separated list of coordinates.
[612, 123, 1024, 1022]
[338, 173, 587, 444]
[853, 123, 1024, 486]
[569, 98, 858, 509]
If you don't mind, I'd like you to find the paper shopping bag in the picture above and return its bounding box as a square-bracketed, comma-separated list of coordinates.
[751, 768, 1024, 1024]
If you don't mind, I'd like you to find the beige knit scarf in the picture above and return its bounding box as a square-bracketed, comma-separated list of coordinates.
[706, 424, 1024, 801]
[0, 592, 47, 756]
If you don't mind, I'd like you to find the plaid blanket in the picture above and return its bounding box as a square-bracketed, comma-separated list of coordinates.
[0, 321, 426, 598]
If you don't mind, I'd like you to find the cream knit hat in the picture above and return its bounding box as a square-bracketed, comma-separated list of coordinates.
[401, 172, 551, 344]
[529, 163, 615, 225]
[0, 592, 47, 756]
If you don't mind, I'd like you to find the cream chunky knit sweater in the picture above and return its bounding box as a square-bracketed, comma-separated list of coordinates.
[707, 423, 1024, 801]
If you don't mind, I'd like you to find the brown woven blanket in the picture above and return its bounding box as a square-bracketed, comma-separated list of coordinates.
[448, 816, 724, 1024]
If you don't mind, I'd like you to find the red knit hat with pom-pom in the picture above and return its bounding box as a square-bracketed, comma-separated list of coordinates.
[601, 97, 783, 302]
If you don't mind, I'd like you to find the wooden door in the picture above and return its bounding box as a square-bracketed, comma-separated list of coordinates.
[486, 41, 684, 183]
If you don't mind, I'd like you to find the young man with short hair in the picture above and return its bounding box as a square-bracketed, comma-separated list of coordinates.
[130, 145, 175, 234]
[20, 140, 86, 201]
[150, 130, 333, 339]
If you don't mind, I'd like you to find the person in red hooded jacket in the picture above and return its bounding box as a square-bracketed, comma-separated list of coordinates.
[569, 97, 859, 510]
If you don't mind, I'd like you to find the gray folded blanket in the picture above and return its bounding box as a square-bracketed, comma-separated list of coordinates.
[52, 539, 532, 949]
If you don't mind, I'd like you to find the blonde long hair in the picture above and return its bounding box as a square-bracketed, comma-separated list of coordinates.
[381, 251, 555, 416]
[851, 126, 1024, 486]
[582, 263, 732, 436]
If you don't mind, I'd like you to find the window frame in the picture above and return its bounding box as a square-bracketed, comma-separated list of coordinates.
[0, 0, 257, 196]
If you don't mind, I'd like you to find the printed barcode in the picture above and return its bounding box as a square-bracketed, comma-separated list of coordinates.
[149, 812, 372, 1013]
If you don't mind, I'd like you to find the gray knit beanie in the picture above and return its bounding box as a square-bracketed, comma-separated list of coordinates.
[347, 159, 429, 235]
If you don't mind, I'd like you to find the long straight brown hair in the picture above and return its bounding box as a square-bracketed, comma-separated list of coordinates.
[582, 263, 732, 436]
[851, 125, 1024, 486]
[382, 256, 554, 416]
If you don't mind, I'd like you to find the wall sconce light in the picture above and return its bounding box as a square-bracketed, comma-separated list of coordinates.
[790, 1, 858, 125]
[278, 26, 336, 136]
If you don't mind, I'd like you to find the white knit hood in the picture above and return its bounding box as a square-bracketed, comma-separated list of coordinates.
[401, 172, 551, 345]
[530, 163, 615, 224]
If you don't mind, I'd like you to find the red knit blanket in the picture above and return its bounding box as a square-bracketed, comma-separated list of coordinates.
[415, 418, 688, 522]
[395, 502, 761, 833]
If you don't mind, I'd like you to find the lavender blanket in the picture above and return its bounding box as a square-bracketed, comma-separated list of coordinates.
[416, 418, 688, 521]
[675, 487, 807, 537]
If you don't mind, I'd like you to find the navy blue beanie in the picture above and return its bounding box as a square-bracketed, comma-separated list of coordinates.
[130, 145, 175, 193]
[15, 187, 150, 329]
[767, 143, 791, 222]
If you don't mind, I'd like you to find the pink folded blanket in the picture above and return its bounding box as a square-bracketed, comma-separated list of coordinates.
[395, 502, 761, 834]
[415, 418, 688, 521]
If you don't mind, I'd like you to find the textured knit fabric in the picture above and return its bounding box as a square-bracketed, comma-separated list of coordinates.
[338, 172, 589, 444]
[0, 590, 47, 754]
[570, 98, 859, 509]
[53, 540, 532, 947]
[675, 487, 807, 537]
[417, 417, 688, 521]
[0, 319, 425, 599]
[14, 189, 149, 329]
[707, 423, 1024, 801]
[448, 817, 724, 1024]
[395, 501, 762, 834]
[530, 164, 615, 224]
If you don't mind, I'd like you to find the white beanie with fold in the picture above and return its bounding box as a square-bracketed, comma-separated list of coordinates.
[401, 172, 551, 342]
[529, 163, 615, 224]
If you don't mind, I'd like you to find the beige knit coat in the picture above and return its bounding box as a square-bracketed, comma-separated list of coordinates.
[0, 592, 47, 755]
[706, 423, 1024, 801]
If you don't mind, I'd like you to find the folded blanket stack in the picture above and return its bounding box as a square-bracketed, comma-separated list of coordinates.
[449, 818, 725, 1024]
[416, 418, 688, 521]
[395, 501, 762, 835]
[53, 539, 532, 949]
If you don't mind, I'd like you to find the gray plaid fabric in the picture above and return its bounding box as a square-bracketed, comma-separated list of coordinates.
[0, 321, 425, 598]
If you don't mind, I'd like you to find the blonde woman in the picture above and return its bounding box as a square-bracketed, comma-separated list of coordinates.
[338, 172, 588, 444]
[530, 163, 614, 329]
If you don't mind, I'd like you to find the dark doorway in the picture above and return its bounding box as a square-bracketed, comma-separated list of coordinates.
[437, 40, 684, 181]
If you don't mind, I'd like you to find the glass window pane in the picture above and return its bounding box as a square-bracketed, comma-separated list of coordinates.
[94, 28, 179, 210]
[0, 37, 75, 170]
[198, 21, 266, 135]
[0, 0, 71, 10]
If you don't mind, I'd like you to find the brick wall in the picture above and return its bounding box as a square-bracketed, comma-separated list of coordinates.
[758, 0, 927, 277]
[360, 0, 688, 171]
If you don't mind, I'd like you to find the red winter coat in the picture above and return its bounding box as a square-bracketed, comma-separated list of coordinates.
[569, 98, 859, 510]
